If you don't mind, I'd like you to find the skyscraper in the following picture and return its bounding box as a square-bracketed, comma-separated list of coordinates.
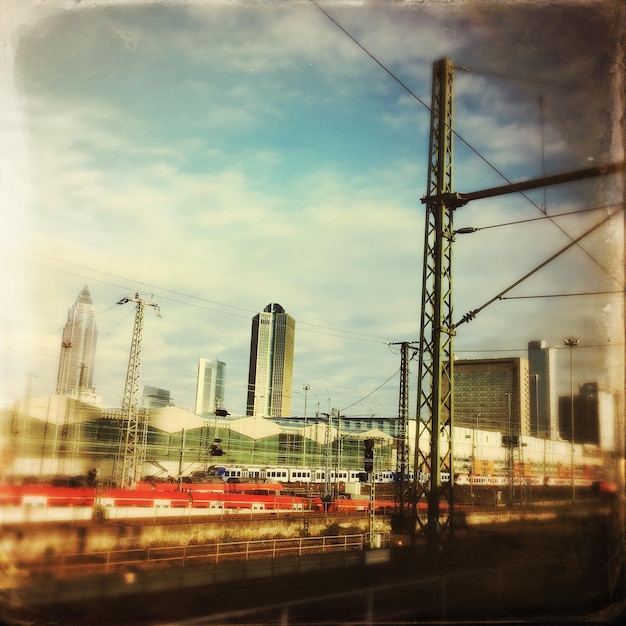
[56, 285, 97, 398]
[246, 303, 295, 418]
[528, 340, 558, 439]
[195, 358, 226, 416]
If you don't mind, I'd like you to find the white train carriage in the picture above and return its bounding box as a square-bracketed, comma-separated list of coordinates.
[287, 468, 313, 483]
[373, 470, 394, 484]
[348, 470, 364, 482]
[263, 467, 290, 482]
[203, 464, 417, 485]
[221, 466, 244, 481]
[241, 466, 265, 480]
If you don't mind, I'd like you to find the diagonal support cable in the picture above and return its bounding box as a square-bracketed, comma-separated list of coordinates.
[453, 208, 622, 329]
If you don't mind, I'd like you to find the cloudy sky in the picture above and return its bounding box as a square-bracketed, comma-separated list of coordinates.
[1, 0, 623, 417]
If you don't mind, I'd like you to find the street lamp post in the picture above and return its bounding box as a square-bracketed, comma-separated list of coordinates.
[505, 392, 513, 505]
[302, 385, 310, 469]
[532, 373, 539, 436]
[471, 412, 479, 500]
[564, 337, 579, 503]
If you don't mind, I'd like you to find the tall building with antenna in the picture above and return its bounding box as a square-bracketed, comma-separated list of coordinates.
[56, 285, 97, 399]
[195, 358, 226, 416]
[246, 303, 295, 418]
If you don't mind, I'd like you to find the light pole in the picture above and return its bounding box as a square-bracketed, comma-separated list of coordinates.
[505, 392, 513, 505]
[471, 411, 479, 499]
[302, 385, 310, 469]
[531, 374, 540, 436]
[564, 337, 579, 503]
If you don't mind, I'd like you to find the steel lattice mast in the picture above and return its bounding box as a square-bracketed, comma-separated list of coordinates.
[113, 293, 161, 489]
[409, 59, 621, 546]
[393, 341, 412, 528]
[413, 58, 455, 546]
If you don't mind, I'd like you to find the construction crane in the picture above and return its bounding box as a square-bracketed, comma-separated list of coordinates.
[113, 293, 161, 489]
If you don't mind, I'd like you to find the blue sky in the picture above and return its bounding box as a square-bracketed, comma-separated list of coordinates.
[1, 0, 623, 416]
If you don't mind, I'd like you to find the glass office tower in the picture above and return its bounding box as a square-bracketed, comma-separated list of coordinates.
[528, 340, 558, 439]
[246, 303, 295, 418]
[195, 358, 226, 416]
[56, 285, 97, 398]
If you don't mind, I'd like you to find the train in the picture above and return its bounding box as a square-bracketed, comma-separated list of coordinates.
[453, 473, 594, 487]
[0, 478, 392, 522]
[0, 481, 313, 511]
[181, 465, 372, 484]
[453, 473, 618, 494]
[191, 465, 617, 492]
[181, 465, 411, 485]
[1, 463, 617, 524]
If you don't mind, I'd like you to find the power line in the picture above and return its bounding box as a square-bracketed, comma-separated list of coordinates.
[454, 208, 622, 329]
[455, 65, 578, 89]
[456, 202, 622, 232]
[18, 247, 256, 316]
[309, 0, 431, 112]
[456, 201, 624, 288]
[501, 291, 621, 300]
[340, 368, 399, 413]
[10, 245, 396, 346]
[310, 1, 620, 284]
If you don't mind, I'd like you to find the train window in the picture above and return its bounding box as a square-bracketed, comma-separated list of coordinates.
[23, 496, 46, 508]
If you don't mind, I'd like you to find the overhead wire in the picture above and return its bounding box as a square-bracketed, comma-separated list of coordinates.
[5, 242, 406, 415]
[454, 201, 624, 296]
[17, 5, 622, 417]
[452, 67, 622, 284]
[310, 0, 621, 285]
[501, 291, 621, 300]
[340, 368, 400, 413]
[455, 65, 578, 89]
[453, 208, 622, 329]
[456, 202, 622, 232]
[10, 245, 393, 345]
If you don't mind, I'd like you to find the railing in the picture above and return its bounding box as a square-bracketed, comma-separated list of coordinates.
[33, 533, 390, 578]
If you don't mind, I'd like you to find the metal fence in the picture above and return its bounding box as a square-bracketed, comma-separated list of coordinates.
[33, 532, 390, 577]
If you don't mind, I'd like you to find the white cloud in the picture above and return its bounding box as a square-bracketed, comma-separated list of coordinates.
[2, 0, 622, 413]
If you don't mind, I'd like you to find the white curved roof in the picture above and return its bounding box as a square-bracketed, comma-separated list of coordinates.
[148, 406, 206, 433]
[228, 415, 283, 439]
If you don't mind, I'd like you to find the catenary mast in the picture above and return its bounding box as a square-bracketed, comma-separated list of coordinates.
[413, 58, 456, 546]
[113, 293, 161, 489]
[392, 341, 414, 529]
[410, 59, 622, 548]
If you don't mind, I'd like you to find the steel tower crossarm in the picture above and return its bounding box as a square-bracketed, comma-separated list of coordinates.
[413, 58, 455, 546]
[114, 293, 160, 490]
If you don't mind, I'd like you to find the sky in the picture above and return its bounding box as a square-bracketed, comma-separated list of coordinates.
[0, 0, 623, 418]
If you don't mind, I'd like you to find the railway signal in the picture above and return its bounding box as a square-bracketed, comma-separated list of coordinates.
[364, 438, 375, 474]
